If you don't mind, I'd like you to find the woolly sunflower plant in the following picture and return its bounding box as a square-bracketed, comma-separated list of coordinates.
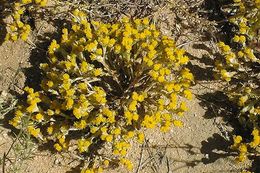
[9, 10, 194, 172]
[215, 0, 260, 163]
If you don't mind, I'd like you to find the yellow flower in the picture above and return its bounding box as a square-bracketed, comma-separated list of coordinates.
[142, 18, 149, 25]
[108, 39, 116, 47]
[239, 35, 246, 43]
[223, 45, 231, 52]
[15, 110, 23, 117]
[35, 113, 44, 121]
[40, 0, 47, 6]
[124, 111, 133, 124]
[74, 120, 87, 129]
[220, 69, 232, 82]
[238, 144, 247, 153]
[181, 69, 194, 81]
[137, 132, 145, 143]
[47, 125, 54, 135]
[252, 129, 259, 136]
[238, 95, 248, 106]
[9, 118, 19, 127]
[158, 76, 165, 83]
[62, 73, 70, 81]
[233, 135, 242, 144]
[129, 100, 138, 111]
[65, 98, 74, 110]
[114, 44, 121, 54]
[73, 108, 83, 119]
[132, 92, 139, 100]
[11, 35, 18, 41]
[112, 128, 121, 135]
[27, 126, 40, 137]
[47, 109, 54, 116]
[132, 113, 139, 121]
[93, 68, 103, 76]
[26, 104, 37, 113]
[78, 139, 91, 153]
[180, 102, 188, 111]
[237, 51, 244, 58]
[250, 136, 259, 148]
[138, 94, 145, 102]
[66, 89, 75, 96]
[173, 120, 183, 127]
[179, 56, 189, 65]
[149, 70, 159, 79]
[96, 48, 103, 55]
[165, 83, 174, 92]
[103, 160, 110, 167]
[233, 35, 240, 42]
[54, 143, 63, 152]
[49, 40, 60, 54]
[105, 135, 113, 142]
[183, 89, 192, 100]
[237, 153, 246, 162]
[126, 131, 135, 139]
[90, 126, 98, 134]
[153, 63, 162, 71]
[100, 36, 110, 46]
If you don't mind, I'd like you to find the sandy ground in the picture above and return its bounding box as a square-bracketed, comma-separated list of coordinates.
[0, 1, 252, 173]
[0, 37, 250, 173]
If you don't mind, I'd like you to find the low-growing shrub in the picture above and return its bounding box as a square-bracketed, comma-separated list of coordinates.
[214, 0, 259, 163]
[9, 10, 194, 172]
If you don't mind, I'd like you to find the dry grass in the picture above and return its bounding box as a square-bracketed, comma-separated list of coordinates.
[0, 91, 37, 173]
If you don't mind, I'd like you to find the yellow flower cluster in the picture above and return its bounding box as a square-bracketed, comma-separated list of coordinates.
[5, 0, 47, 42]
[10, 11, 193, 172]
[231, 128, 259, 162]
[215, 0, 260, 163]
[215, 0, 260, 81]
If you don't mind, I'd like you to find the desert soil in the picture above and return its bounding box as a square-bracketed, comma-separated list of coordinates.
[0, 1, 252, 172]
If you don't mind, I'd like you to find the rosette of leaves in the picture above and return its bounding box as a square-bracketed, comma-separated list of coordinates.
[9, 10, 194, 172]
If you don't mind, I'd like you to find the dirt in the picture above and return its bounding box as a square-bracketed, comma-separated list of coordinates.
[0, 1, 252, 173]
[0, 41, 30, 93]
[0, 40, 250, 173]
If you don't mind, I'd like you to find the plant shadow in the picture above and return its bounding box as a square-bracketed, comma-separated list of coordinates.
[197, 91, 238, 120]
[186, 43, 216, 82]
[200, 133, 233, 164]
[143, 139, 241, 173]
[197, 90, 253, 138]
[196, 88, 258, 172]
[0, 1, 9, 45]
[200, 0, 237, 44]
